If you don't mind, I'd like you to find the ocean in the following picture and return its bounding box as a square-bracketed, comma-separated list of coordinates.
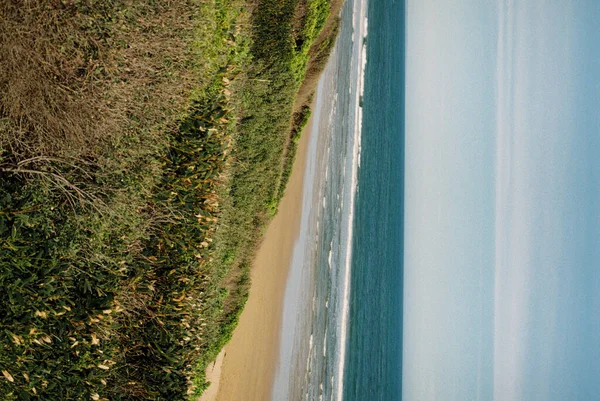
[342, 0, 405, 399]
[272, 0, 405, 400]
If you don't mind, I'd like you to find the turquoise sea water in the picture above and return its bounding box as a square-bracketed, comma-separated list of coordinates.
[272, 0, 405, 399]
[342, 0, 405, 400]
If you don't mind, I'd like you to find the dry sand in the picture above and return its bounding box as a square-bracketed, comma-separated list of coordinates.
[198, 113, 316, 401]
[197, 349, 226, 401]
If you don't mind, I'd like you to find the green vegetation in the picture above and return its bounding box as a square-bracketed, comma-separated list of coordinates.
[278, 103, 313, 204]
[0, 0, 339, 399]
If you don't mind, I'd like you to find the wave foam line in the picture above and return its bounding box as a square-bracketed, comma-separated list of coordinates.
[335, 0, 369, 399]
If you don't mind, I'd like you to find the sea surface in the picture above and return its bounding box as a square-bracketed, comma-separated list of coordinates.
[272, 0, 405, 400]
[342, 0, 405, 399]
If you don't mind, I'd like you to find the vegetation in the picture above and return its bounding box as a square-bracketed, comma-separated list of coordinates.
[278, 103, 313, 203]
[0, 0, 340, 399]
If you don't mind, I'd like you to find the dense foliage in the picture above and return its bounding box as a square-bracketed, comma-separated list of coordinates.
[0, 0, 338, 399]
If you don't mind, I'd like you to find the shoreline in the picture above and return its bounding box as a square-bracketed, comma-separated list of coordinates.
[201, 100, 319, 401]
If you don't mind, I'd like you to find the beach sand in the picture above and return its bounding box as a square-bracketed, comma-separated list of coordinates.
[197, 350, 226, 401]
[198, 111, 316, 401]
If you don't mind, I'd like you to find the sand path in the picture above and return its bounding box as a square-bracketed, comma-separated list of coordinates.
[198, 111, 316, 401]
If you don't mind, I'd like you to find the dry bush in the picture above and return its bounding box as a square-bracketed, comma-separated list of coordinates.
[0, 0, 204, 161]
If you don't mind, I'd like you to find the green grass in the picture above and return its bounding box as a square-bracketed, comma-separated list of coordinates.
[0, 0, 339, 399]
[277, 103, 313, 204]
[291, 0, 331, 83]
[1, 1, 247, 399]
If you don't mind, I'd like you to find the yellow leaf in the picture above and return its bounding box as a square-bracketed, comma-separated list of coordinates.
[91, 334, 100, 346]
[2, 370, 14, 382]
[10, 333, 22, 345]
[23, 373, 29, 382]
[91, 394, 100, 400]
[98, 365, 110, 370]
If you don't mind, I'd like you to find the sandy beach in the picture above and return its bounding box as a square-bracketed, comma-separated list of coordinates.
[197, 110, 317, 401]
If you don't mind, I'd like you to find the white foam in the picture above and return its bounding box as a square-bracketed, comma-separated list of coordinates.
[335, 0, 369, 400]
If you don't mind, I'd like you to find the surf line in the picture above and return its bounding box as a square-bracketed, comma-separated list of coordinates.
[335, 0, 369, 399]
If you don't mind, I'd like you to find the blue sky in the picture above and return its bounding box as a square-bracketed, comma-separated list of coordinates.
[403, 1, 600, 400]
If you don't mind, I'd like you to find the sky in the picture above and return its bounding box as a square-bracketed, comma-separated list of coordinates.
[403, 1, 600, 400]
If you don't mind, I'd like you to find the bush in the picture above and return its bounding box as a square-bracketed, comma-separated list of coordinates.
[0, 0, 339, 399]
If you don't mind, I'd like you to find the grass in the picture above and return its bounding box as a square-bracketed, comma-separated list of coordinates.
[276, 0, 342, 203]
[0, 0, 340, 399]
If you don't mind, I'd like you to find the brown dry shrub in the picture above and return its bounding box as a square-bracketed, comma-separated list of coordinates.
[0, 0, 204, 161]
